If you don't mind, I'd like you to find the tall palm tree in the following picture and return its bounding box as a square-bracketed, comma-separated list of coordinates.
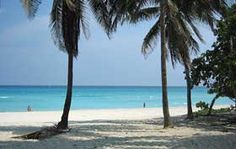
[143, 0, 226, 122]
[102, 0, 227, 127]
[21, 0, 89, 130]
[51, 0, 85, 129]
[103, 0, 200, 127]
[160, 0, 172, 127]
[21, 0, 111, 130]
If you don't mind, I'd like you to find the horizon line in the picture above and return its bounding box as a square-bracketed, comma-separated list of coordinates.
[0, 85, 204, 87]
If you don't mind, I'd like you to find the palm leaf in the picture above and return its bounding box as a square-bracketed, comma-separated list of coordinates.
[141, 20, 160, 56]
[20, 0, 41, 19]
[128, 7, 160, 24]
[50, 0, 88, 57]
[89, 0, 113, 36]
[50, 0, 65, 52]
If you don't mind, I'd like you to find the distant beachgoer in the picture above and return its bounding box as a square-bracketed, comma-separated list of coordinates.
[27, 105, 32, 112]
[143, 102, 146, 108]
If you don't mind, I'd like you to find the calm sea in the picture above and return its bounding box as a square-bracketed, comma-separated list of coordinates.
[0, 86, 233, 112]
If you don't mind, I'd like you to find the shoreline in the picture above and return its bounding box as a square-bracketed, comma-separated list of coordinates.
[0, 105, 229, 126]
[0, 107, 181, 126]
[0, 104, 230, 113]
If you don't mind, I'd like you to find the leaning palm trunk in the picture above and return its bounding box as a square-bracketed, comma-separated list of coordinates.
[57, 52, 73, 130]
[160, 0, 172, 128]
[184, 64, 193, 119]
[207, 95, 219, 115]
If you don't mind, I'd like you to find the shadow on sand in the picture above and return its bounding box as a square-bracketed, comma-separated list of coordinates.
[0, 115, 236, 149]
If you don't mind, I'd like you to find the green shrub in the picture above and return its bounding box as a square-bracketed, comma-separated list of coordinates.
[194, 108, 209, 117]
[196, 101, 209, 110]
[194, 107, 231, 117]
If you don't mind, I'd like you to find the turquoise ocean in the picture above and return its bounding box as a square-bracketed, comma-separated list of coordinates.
[0, 86, 234, 112]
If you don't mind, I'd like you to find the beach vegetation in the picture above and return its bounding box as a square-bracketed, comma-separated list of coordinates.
[196, 101, 209, 110]
[102, 0, 227, 125]
[191, 4, 236, 115]
[18, 0, 232, 134]
[194, 107, 232, 117]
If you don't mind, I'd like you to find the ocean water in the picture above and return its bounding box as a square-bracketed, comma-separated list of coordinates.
[0, 86, 234, 112]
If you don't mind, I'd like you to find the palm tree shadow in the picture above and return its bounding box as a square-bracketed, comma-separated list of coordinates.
[1, 115, 236, 148]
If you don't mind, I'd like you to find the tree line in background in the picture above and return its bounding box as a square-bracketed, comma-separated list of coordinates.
[19, 0, 234, 131]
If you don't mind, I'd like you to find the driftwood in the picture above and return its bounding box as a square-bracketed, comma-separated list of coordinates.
[12, 125, 70, 140]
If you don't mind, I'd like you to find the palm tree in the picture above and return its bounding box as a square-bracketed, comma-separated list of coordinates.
[21, 0, 111, 130]
[104, 0, 199, 127]
[51, 0, 85, 130]
[21, 0, 88, 130]
[160, 0, 172, 128]
[20, 0, 227, 129]
[103, 0, 227, 127]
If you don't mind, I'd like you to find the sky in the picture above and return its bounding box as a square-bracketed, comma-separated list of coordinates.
[0, 1, 216, 86]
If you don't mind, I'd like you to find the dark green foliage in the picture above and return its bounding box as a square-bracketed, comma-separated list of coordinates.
[196, 101, 209, 110]
[191, 4, 236, 104]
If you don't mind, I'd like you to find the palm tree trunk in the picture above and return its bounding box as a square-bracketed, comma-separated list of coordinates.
[160, 0, 172, 128]
[230, 36, 236, 107]
[184, 64, 193, 119]
[57, 52, 73, 130]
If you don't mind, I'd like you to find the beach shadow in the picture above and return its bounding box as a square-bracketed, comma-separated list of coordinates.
[0, 116, 236, 149]
[0, 126, 42, 135]
[174, 115, 236, 133]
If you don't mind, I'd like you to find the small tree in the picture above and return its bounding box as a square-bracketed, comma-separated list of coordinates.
[191, 4, 236, 115]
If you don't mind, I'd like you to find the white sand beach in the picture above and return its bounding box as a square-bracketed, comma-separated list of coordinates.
[0, 106, 235, 149]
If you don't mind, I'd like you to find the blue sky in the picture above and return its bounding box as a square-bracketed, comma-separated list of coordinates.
[0, 1, 216, 86]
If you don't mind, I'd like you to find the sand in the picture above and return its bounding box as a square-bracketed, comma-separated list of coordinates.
[0, 106, 235, 149]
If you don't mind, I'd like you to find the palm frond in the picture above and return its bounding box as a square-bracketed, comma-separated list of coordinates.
[50, 0, 88, 57]
[89, 0, 112, 36]
[184, 16, 204, 43]
[20, 0, 41, 19]
[50, 0, 65, 52]
[128, 7, 160, 24]
[141, 20, 160, 56]
[165, 1, 201, 67]
[166, 22, 192, 67]
[76, 0, 90, 39]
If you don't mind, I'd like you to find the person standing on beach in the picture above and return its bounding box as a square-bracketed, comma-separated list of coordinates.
[143, 102, 146, 108]
[27, 105, 32, 112]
